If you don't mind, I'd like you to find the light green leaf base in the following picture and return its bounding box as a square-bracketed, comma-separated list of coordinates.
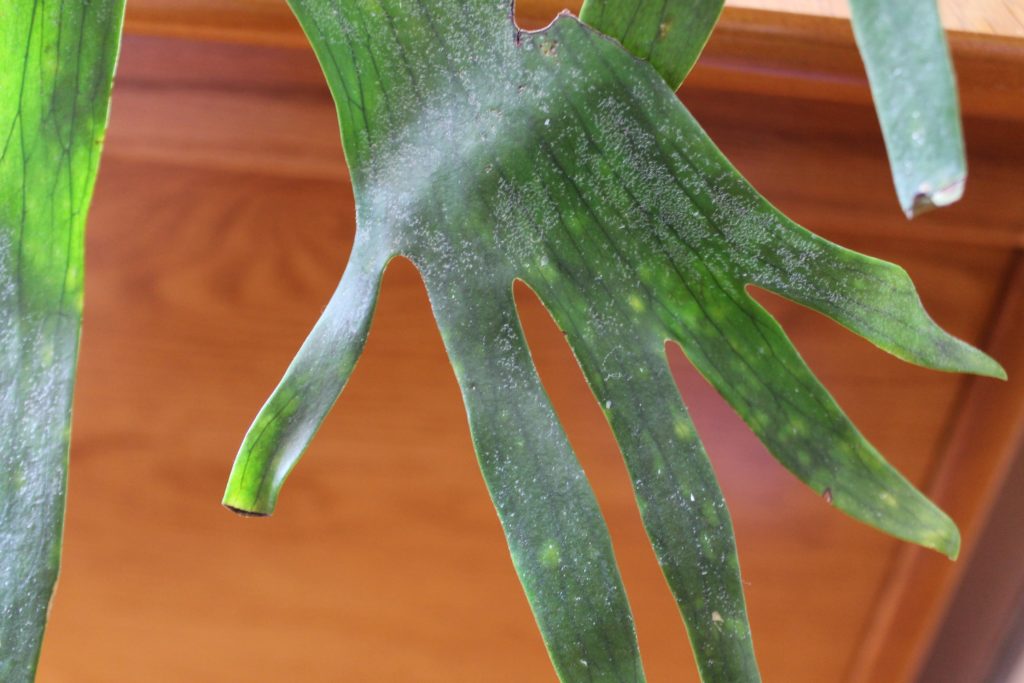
[1, 2, 125, 680]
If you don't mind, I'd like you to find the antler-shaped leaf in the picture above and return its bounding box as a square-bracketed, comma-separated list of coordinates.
[224, 2, 1003, 681]
[1, 2, 124, 680]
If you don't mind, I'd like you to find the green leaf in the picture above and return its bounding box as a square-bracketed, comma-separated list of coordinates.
[224, 2, 1002, 681]
[850, 0, 966, 217]
[579, 0, 725, 90]
[1, 2, 124, 679]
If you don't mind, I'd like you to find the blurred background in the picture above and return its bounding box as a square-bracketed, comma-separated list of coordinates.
[35, 1, 1024, 681]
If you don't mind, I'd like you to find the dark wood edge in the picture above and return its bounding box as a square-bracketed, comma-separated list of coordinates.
[846, 254, 1024, 683]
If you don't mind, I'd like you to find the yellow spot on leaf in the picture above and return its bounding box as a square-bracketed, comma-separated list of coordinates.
[674, 420, 693, 440]
[540, 541, 560, 568]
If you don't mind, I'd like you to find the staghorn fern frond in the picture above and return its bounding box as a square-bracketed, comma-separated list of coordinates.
[222, 2, 1002, 682]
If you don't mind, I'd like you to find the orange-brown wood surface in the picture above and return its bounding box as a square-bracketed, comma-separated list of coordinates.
[121, 1, 1024, 123]
[33, 6, 1024, 682]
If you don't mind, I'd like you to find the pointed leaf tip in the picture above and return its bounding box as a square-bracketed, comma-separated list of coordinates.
[921, 512, 960, 560]
[943, 527, 962, 561]
[970, 352, 1007, 381]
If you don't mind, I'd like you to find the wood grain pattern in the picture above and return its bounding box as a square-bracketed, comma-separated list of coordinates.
[918, 424, 1024, 683]
[729, 0, 1024, 37]
[694, 9, 1024, 123]
[119, 0, 1024, 128]
[31, 34, 1022, 683]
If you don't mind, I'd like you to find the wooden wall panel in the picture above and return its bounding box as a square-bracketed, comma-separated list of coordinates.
[119, 0, 1024, 125]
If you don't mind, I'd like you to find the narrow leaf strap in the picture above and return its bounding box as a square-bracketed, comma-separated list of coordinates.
[525, 280, 761, 683]
[1, 2, 125, 680]
[423, 273, 645, 683]
[579, 0, 725, 90]
[743, 217, 1005, 379]
[223, 240, 388, 514]
[681, 148, 1002, 378]
[664, 283, 961, 558]
[849, 0, 966, 217]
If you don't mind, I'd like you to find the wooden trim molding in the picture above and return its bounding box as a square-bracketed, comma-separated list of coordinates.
[916, 438, 1024, 683]
[123, 0, 1024, 42]
[691, 9, 1024, 122]
[120, 2, 1024, 126]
